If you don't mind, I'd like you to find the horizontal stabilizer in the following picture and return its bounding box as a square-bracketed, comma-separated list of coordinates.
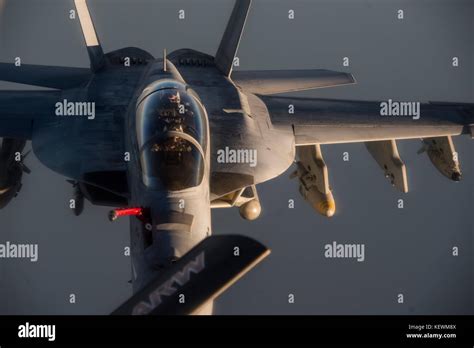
[215, 0, 252, 76]
[232, 69, 355, 95]
[112, 235, 270, 315]
[0, 63, 91, 89]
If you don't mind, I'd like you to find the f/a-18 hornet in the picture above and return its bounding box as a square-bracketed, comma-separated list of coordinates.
[0, 0, 472, 315]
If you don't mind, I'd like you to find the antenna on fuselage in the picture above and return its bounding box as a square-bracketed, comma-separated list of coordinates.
[163, 49, 167, 72]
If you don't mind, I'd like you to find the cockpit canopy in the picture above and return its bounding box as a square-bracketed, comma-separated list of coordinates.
[136, 80, 207, 191]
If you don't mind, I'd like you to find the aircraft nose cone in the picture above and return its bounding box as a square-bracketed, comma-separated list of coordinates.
[451, 172, 462, 182]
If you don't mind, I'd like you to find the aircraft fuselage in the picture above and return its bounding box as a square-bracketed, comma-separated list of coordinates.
[117, 50, 294, 294]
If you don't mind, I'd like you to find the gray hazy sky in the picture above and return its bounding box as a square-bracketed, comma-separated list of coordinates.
[0, 0, 473, 315]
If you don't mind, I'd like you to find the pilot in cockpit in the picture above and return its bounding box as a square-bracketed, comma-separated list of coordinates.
[150, 90, 193, 155]
[136, 81, 206, 190]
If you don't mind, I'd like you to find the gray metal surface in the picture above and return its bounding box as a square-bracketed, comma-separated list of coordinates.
[0, 63, 90, 89]
[232, 69, 355, 95]
[0, 0, 472, 315]
[262, 96, 473, 145]
[215, 0, 252, 76]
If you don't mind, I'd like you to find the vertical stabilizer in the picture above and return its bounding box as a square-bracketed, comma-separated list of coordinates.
[215, 0, 252, 77]
[74, 0, 105, 71]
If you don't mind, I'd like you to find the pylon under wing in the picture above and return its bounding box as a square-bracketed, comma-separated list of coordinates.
[366, 140, 408, 193]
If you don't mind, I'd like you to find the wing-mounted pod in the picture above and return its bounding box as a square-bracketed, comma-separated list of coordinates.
[0, 138, 29, 209]
[211, 185, 261, 221]
[419, 136, 462, 181]
[365, 140, 408, 193]
[291, 144, 336, 217]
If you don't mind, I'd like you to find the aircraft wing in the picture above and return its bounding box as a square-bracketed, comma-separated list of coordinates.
[0, 90, 60, 139]
[0, 90, 129, 197]
[261, 95, 474, 145]
[0, 63, 91, 89]
[31, 108, 128, 190]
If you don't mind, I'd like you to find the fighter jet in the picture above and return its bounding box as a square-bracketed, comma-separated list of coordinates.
[0, 0, 472, 315]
